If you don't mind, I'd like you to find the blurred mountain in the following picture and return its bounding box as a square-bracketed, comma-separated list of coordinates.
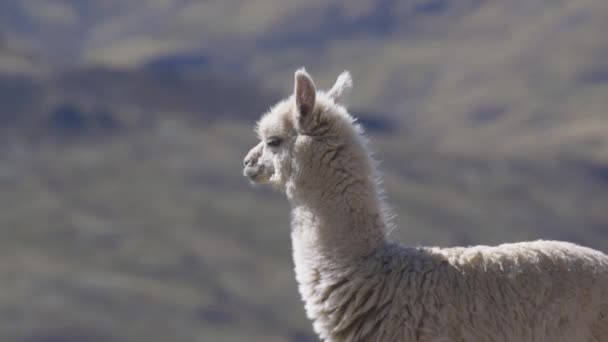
[0, 1, 606, 341]
[0, 66, 275, 139]
[1, 0, 607, 157]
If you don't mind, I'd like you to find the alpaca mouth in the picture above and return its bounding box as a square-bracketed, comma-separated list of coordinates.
[244, 165, 272, 183]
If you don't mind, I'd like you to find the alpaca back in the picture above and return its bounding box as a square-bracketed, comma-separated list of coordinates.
[433, 240, 608, 341]
[299, 240, 608, 342]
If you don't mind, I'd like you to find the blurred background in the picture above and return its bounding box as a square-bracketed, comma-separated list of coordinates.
[0, 0, 607, 341]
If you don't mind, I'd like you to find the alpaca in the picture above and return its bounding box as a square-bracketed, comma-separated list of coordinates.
[243, 68, 608, 342]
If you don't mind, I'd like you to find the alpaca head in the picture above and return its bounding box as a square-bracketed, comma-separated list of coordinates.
[243, 68, 359, 195]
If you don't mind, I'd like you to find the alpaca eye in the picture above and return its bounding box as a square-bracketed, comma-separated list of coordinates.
[267, 137, 283, 147]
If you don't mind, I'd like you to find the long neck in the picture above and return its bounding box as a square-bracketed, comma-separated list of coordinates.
[286, 138, 388, 266]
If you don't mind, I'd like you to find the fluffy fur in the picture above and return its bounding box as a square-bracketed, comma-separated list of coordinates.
[243, 68, 608, 341]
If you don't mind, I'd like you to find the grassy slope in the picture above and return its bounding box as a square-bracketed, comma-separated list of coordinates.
[0, 1, 606, 341]
[0, 122, 311, 341]
[0, 115, 605, 341]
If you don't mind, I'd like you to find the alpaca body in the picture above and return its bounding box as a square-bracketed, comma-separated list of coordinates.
[293, 222, 608, 341]
[243, 69, 608, 341]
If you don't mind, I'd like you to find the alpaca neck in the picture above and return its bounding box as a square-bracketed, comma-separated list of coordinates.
[287, 166, 388, 265]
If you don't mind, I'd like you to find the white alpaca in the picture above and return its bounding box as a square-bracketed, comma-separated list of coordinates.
[243, 69, 608, 342]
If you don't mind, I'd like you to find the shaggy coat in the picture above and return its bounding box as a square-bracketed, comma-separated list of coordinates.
[244, 69, 608, 341]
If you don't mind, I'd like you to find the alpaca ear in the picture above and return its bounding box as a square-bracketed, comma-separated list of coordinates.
[294, 68, 316, 124]
[327, 71, 352, 102]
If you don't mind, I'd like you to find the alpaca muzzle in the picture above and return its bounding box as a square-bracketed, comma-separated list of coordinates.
[243, 154, 261, 179]
[243, 163, 272, 183]
[243, 164, 262, 178]
[243, 143, 271, 182]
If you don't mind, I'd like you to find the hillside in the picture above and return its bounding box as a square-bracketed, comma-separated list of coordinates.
[0, 1, 606, 341]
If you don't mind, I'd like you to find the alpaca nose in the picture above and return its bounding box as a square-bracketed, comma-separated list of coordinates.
[244, 142, 263, 167]
[244, 156, 255, 167]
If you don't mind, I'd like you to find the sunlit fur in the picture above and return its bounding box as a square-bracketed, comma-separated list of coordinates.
[244, 69, 608, 342]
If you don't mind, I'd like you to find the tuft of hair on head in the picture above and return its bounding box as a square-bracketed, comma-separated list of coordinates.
[327, 71, 353, 102]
